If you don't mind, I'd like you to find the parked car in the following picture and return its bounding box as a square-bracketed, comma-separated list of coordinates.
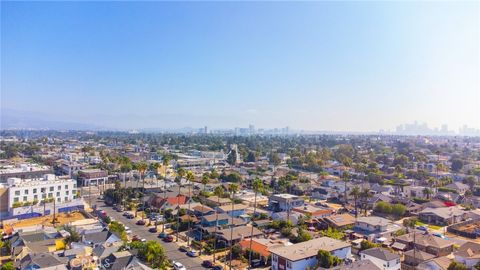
[417, 225, 428, 231]
[148, 227, 158, 233]
[202, 260, 214, 268]
[136, 220, 146, 225]
[187, 249, 199, 257]
[158, 232, 168, 238]
[250, 259, 263, 268]
[213, 266, 223, 270]
[164, 235, 174, 242]
[179, 245, 189, 252]
[172, 261, 186, 270]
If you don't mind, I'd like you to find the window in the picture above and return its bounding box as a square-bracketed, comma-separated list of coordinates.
[65, 197, 68, 202]
[58, 185, 61, 190]
[34, 195, 38, 200]
[66, 191, 69, 195]
[15, 191, 20, 196]
[24, 189, 29, 195]
[57, 198, 61, 202]
[65, 185, 68, 189]
[49, 187, 54, 192]
[42, 194, 46, 198]
[56, 192, 60, 197]
[23, 196, 27, 202]
[13, 197, 19, 202]
[74, 184, 77, 188]
[41, 188, 46, 193]
[286, 261, 291, 268]
[48, 193, 53, 198]
[33, 188, 37, 194]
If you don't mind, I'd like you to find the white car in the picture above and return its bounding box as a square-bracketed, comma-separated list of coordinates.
[173, 261, 186, 270]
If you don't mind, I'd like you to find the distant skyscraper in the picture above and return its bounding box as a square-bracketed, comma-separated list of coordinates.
[249, 124, 255, 134]
[204, 126, 208, 134]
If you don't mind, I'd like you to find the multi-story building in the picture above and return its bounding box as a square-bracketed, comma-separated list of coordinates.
[268, 194, 304, 212]
[77, 169, 108, 186]
[0, 163, 52, 182]
[0, 174, 81, 219]
[6, 174, 78, 208]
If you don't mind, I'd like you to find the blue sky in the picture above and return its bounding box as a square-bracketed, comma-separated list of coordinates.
[1, 1, 479, 131]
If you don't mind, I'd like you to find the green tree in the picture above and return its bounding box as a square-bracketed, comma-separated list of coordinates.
[391, 203, 406, 217]
[360, 240, 379, 251]
[249, 178, 264, 266]
[1, 262, 14, 270]
[451, 159, 464, 173]
[447, 261, 468, 270]
[342, 171, 350, 206]
[317, 250, 341, 268]
[227, 150, 237, 165]
[349, 186, 360, 218]
[145, 240, 169, 269]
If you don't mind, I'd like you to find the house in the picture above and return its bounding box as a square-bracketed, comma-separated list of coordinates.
[355, 216, 391, 233]
[394, 232, 454, 257]
[215, 225, 263, 246]
[359, 247, 400, 270]
[192, 204, 215, 217]
[10, 231, 66, 261]
[268, 194, 304, 212]
[216, 203, 248, 218]
[402, 249, 436, 270]
[148, 194, 191, 210]
[205, 196, 231, 207]
[271, 211, 303, 225]
[15, 253, 68, 270]
[292, 204, 333, 218]
[82, 230, 121, 247]
[101, 250, 152, 270]
[331, 259, 382, 270]
[201, 213, 230, 227]
[370, 184, 395, 196]
[419, 207, 468, 226]
[238, 238, 288, 265]
[454, 241, 480, 268]
[445, 182, 469, 195]
[417, 256, 451, 270]
[270, 237, 351, 270]
[322, 213, 356, 229]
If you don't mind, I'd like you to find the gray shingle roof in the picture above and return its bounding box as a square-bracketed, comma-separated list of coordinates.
[360, 247, 400, 261]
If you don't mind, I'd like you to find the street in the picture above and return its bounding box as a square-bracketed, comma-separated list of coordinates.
[97, 202, 206, 270]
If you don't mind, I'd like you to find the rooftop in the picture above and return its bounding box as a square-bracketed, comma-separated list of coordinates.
[269, 237, 351, 261]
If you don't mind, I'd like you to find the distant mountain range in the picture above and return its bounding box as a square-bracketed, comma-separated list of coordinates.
[0, 108, 103, 130]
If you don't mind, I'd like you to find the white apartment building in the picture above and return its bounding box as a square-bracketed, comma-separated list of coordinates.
[6, 174, 78, 209]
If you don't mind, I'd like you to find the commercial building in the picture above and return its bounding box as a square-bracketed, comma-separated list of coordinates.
[0, 174, 80, 219]
[0, 163, 52, 182]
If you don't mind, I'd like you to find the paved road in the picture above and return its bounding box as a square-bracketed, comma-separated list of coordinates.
[97, 202, 206, 270]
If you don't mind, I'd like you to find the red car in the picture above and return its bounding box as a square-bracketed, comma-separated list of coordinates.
[163, 235, 174, 242]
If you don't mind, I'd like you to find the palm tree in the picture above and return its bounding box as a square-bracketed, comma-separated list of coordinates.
[161, 155, 171, 233]
[423, 188, 433, 200]
[150, 162, 160, 189]
[136, 162, 148, 219]
[186, 171, 195, 246]
[349, 186, 360, 218]
[228, 183, 239, 270]
[199, 174, 210, 254]
[248, 178, 263, 269]
[342, 171, 350, 207]
[175, 168, 186, 242]
[212, 185, 224, 264]
[360, 188, 372, 216]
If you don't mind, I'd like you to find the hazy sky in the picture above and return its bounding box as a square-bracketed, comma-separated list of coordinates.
[1, 1, 479, 131]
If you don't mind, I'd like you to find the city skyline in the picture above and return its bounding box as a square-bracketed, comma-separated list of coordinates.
[1, 1, 479, 132]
